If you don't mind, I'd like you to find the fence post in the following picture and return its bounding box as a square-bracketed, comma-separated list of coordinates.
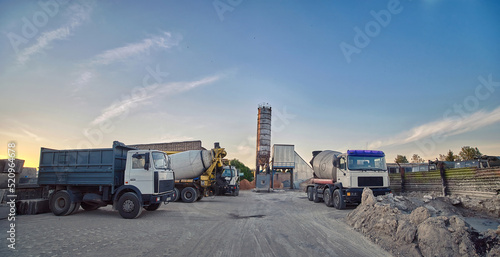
[400, 166, 405, 193]
[438, 161, 447, 196]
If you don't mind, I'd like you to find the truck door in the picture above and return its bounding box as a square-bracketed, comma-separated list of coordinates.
[129, 153, 153, 194]
[338, 156, 350, 186]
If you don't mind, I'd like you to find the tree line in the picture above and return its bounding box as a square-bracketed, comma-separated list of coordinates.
[229, 159, 254, 181]
[395, 146, 483, 164]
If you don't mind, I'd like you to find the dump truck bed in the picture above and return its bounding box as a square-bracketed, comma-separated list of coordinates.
[38, 142, 135, 188]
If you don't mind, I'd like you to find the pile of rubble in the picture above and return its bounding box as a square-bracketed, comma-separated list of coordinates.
[346, 188, 500, 257]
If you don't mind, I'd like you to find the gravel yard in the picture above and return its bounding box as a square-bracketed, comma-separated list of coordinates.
[1, 190, 390, 257]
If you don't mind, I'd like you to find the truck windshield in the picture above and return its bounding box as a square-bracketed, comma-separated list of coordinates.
[152, 152, 169, 170]
[222, 168, 233, 177]
[348, 156, 387, 171]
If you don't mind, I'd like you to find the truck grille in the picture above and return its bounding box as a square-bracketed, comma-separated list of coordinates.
[358, 177, 383, 187]
[159, 180, 174, 193]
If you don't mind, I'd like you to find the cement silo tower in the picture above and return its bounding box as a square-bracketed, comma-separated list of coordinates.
[256, 103, 272, 173]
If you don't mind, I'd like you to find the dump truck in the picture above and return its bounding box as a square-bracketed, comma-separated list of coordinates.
[306, 150, 391, 209]
[169, 143, 227, 202]
[38, 141, 175, 219]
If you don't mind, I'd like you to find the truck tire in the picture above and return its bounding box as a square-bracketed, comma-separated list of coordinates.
[144, 203, 161, 211]
[332, 189, 346, 210]
[235, 189, 239, 196]
[118, 192, 143, 219]
[181, 187, 198, 203]
[172, 187, 180, 202]
[307, 187, 314, 201]
[323, 189, 333, 207]
[313, 188, 322, 203]
[69, 202, 81, 215]
[50, 190, 73, 216]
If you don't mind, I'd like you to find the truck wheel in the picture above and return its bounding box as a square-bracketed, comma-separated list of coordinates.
[313, 188, 322, 203]
[172, 188, 180, 202]
[181, 187, 198, 203]
[118, 192, 143, 219]
[50, 190, 73, 216]
[323, 189, 333, 207]
[235, 189, 239, 196]
[81, 202, 99, 211]
[69, 202, 81, 215]
[307, 187, 314, 201]
[332, 189, 346, 210]
[144, 203, 161, 211]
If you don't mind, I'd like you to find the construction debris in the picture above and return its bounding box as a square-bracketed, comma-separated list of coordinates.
[346, 188, 500, 257]
[16, 199, 50, 215]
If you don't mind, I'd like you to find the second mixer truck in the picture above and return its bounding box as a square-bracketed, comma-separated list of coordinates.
[168, 143, 227, 202]
[306, 150, 391, 209]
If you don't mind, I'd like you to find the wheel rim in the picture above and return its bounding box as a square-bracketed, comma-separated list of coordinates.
[324, 192, 330, 204]
[185, 192, 192, 199]
[56, 197, 66, 209]
[123, 199, 135, 213]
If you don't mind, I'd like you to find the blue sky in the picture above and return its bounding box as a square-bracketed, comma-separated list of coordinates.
[1, 0, 499, 168]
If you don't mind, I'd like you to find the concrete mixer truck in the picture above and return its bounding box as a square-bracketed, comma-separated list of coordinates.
[306, 150, 391, 209]
[168, 144, 227, 203]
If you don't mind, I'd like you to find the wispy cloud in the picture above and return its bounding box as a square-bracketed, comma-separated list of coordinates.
[368, 106, 500, 149]
[17, 3, 92, 65]
[71, 70, 94, 93]
[21, 128, 46, 142]
[90, 32, 181, 66]
[90, 74, 221, 126]
[72, 31, 181, 93]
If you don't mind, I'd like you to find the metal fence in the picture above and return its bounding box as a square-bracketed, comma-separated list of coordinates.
[389, 168, 500, 199]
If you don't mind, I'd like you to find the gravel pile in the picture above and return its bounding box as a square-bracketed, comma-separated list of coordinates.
[346, 188, 500, 257]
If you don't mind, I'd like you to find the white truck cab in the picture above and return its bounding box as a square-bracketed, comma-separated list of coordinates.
[126, 150, 175, 195]
[336, 150, 389, 189]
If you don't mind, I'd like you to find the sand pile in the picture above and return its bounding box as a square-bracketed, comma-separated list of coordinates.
[240, 179, 255, 190]
[273, 180, 283, 189]
[346, 188, 500, 257]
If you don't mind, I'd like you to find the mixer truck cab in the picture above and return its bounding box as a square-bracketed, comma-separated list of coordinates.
[306, 150, 391, 209]
[217, 166, 240, 196]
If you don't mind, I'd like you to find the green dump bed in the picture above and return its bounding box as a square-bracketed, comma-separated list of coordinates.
[38, 141, 135, 188]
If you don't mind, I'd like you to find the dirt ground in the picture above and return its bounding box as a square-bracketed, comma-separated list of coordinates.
[0, 190, 390, 257]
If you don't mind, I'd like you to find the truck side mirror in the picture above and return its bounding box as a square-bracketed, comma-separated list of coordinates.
[144, 153, 150, 171]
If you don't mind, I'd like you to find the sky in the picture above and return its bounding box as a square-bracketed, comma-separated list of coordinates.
[1, 0, 499, 169]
